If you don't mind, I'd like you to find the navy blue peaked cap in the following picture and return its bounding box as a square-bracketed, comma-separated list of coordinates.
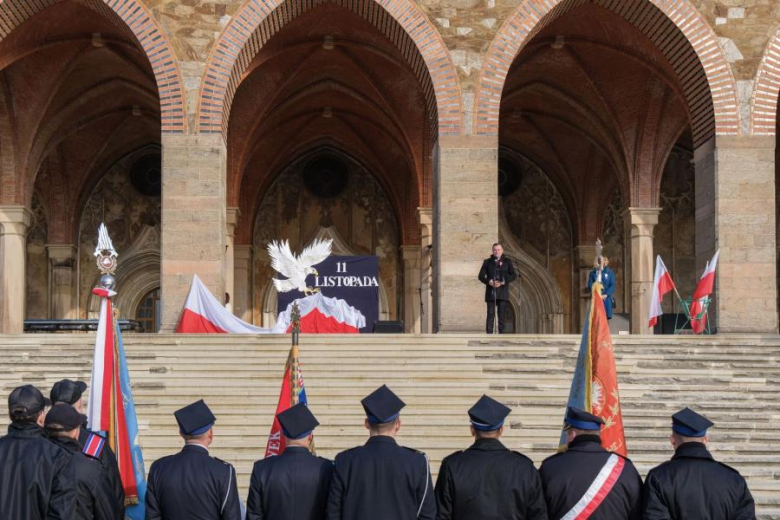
[175, 399, 216, 436]
[50, 379, 88, 405]
[565, 407, 604, 431]
[278, 403, 319, 440]
[361, 385, 405, 424]
[468, 395, 511, 431]
[672, 407, 713, 437]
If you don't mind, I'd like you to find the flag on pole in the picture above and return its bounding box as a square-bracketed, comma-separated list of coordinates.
[648, 255, 676, 328]
[690, 250, 719, 334]
[265, 344, 309, 457]
[87, 288, 146, 519]
[560, 282, 627, 456]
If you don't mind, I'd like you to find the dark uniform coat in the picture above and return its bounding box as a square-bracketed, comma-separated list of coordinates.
[479, 256, 518, 302]
[326, 435, 436, 520]
[145, 444, 242, 520]
[78, 421, 125, 516]
[0, 422, 75, 520]
[587, 267, 616, 319]
[539, 435, 642, 520]
[643, 442, 755, 520]
[50, 435, 122, 520]
[247, 445, 334, 520]
[434, 438, 547, 520]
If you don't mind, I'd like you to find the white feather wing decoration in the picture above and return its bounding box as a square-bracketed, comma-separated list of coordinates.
[298, 238, 332, 267]
[268, 240, 304, 292]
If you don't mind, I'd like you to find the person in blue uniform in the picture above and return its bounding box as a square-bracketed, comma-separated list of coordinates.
[643, 408, 755, 519]
[539, 407, 642, 520]
[327, 385, 436, 520]
[587, 257, 616, 319]
[247, 403, 333, 520]
[145, 399, 241, 520]
[50, 379, 125, 516]
[435, 395, 547, 520]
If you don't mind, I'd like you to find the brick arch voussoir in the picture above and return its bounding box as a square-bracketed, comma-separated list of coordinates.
[474, 0, 740, 146]
[0, 0, 185, 133]
[197, 0, 463, 139]
[750, 29, 780, 136]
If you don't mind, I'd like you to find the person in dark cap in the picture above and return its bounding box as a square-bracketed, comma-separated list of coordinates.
[44, 403, 122, 520]
[327, 385, 436, 520]
[434, 395, 547, 519]
[145, 399, 242, 520]
[247, 403, 334, 520]
[50, 378, 125, 515]
[539, 407, 642, 520]
[0, 384, 75, 520]
[642, 407, 755, 519]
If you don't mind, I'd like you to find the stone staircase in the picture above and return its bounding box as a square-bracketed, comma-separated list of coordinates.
[1, 333, 779, 518]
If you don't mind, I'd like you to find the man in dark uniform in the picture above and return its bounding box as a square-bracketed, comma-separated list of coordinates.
[145, 399, 242, 520]
[45, 403, 122, 520]
[247, 403, 334, 520]
[643, 407, 755, 519]
[539, 407, 642, 520]
[50, 378, 125, 514]
[478, 242, 518, 333]
[435, 395, 547, 519]
[0, 384, 74, 520]
[327, 385, 436, 520]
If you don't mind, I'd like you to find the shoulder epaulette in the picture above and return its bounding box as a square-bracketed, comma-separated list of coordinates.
[214, 456, 232, 466]
[82, 433, 106, 459]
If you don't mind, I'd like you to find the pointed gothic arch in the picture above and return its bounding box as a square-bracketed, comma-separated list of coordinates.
[750, 29, 780, 136]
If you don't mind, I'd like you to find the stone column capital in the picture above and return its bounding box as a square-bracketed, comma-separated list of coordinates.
[417, 207, 432, 227]
[401, 245, 422, 265]
[226, 207, 241, 236]
[233, 244, 252, 260]
[46, 244, 77, 267]
[622, 207, 662, 238]
[575, 244, 597, 264]
[0, 206, 33, 235]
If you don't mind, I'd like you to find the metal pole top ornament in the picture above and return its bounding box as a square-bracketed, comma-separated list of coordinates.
[94, 223, 119, 291]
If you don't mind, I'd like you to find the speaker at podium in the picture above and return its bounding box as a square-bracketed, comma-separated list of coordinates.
[372, 320, 404, 333]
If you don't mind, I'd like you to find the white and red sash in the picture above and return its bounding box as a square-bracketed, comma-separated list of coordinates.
[561, 454, 626, 520]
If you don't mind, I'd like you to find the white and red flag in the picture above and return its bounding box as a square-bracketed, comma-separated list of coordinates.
[690, 250, 719, 334]
[648, 256, 676, 328]
[176, 275, 270, 333]
[265, 344, 310, 457]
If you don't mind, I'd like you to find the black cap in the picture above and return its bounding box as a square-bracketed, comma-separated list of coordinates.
[672, 407, 713, 437]
[44, 403, 83, 432]
[278, 403, 319, 440]
[565, 407, 604, 431]
[9, 385, 51, 417]
[174, 400, 216, 435]
[468, 395, 511, 431]
[50, 379, 88, 405]
[361, 385, 405, 424]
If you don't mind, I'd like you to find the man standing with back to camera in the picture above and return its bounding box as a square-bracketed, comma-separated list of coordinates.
[479, 243, 518, 333]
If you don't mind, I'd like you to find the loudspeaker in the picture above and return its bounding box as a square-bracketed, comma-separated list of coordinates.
[373, 320, 404, 333]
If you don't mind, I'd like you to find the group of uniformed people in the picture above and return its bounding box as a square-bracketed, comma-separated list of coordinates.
[1, 381, 757, 520]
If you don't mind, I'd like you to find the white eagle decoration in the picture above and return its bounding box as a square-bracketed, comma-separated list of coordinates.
[267, 238, 333, 295]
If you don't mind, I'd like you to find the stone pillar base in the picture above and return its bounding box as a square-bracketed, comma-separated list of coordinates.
[575, 245, 597, 330]
[47, 244, 78, 320]
[418, 208, 433, 333]
[233, 245, 252, 322]
[0, 206, 32, 333]
[402, 245, 422, 333]
[623, 207, 661, 335]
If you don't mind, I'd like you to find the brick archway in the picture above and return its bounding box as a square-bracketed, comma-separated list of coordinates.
[750, 29, 780, 136]
[196, 0, 462, 138]
[0, 0, 186, 133]
[474, 0, 740, 147]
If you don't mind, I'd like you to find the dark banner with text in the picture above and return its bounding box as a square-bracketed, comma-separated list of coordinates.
[277, 256, 379, 333]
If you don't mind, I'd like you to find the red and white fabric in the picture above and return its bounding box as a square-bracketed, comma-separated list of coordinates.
[648, 256, 675, 328]
[87, 288, 117, 431]
[690, 250, 719, 334]
[176, 274, 271, 333]
[272, 292, 365, 333]
[561, 454, 626, 520]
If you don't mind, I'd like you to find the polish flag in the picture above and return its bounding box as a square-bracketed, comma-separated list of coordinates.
[176, 274, 270, 333]
[648, 256, 675, 328]
[690, 250, 719, 334]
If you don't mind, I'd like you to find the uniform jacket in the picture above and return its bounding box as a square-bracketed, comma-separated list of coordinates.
[247, 445, 334, 520]
[642, 442, 755, 520]
[539, 435, 642, 520]
[145, 444, 242, 520]
[588, 267, 616, 319]
[0, 422, 75, 520]
[78, 422, 125, 516]
[50, 435, 122, 520]
[326, 435, 436, 520]
[479, 256, 519, 302]
[434, 438, 547, 520]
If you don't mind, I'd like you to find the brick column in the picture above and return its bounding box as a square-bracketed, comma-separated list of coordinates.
[435, 136, 498, 332]
[623, 207, 661, 335]
[0, 206, 32, 333]
[160, 134, 227, 332]
[402, 245, 422, 333]
[47, 244, 77, 319]
[695, 136, 777, 333]
[418, 208, 433, 333]
[233, 245, 252, 322]
[575, 245, 597, 329]
[225, 207, 240, 313]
